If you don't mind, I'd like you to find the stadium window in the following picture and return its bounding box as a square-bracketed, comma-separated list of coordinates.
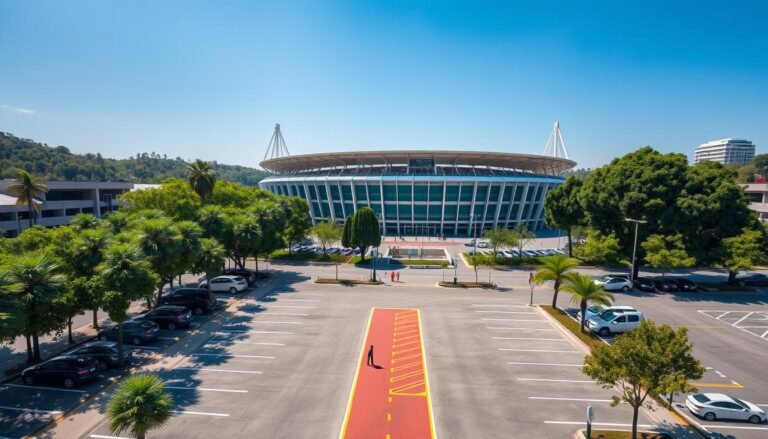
[398, 204, 412, 221]
[341, 185, 353, 201]
[475, 185, 488, 201]
[459, 185, 473, 202]
[489, 185, 501, 200]
[355, 185, 368, 201]
[398, 185, 412, 202]
[369, 185, 381, 201]
[413, 185, 428, 202]
[445, 185, 459, 202]
[428, 205, 442, 221]
[383, 185, 397, 200]
[458, 204, 471, 221]
[414, 205, 427, 221]
[329, 185, 341, 201]
[443, 204, 458, 220]
[429, 184, 443, 201]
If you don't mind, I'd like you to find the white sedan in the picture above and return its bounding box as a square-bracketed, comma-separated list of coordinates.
[686, 393, 766, 423]
[594, 275, 633, 292]
[199, 275, 248, 294]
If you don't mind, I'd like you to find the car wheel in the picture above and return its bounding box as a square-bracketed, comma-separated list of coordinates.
[621, 286, 629, 292]
[704, 412, 716, 421]
[63, 378, 75, 389]
[98, 361, 108, 371]
[168, 322, 177, 330]
[599, 327, 610, 337]
[194, 307, 203, 316]
[132, 336, 142, 346]
[749, 415, 761, 424]
[98, 334, 108, 341]
[23, 375, 34, 386]
[229, 287, 237, 295]
[738, 281, 745, 287]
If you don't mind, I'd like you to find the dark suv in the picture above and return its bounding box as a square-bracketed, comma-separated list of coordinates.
[132, 305, 193, 329]
[98, 320, 160, 345]
[159, 288, 218, 315]
[22, 355, 99, 388]
[70, 341, 131, 369]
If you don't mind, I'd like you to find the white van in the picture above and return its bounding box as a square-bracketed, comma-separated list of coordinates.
[586, 310, 644, 336]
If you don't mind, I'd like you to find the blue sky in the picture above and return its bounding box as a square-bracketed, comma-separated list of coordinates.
[1, 0, 766, 169]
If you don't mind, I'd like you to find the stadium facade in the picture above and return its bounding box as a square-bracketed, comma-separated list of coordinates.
[259, 149, 575, 237]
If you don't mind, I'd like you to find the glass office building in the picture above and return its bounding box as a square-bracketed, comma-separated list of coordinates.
[259, 151, 575, 237]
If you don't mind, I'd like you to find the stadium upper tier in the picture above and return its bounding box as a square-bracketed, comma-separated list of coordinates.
[259, 150, 575, 176]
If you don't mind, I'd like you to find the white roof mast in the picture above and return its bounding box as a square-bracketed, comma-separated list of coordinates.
[543, 121, 570, 160]
[263, 123, 290, 160]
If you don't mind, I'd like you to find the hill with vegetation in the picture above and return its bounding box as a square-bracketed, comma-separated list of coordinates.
[0, 131, 270, 186]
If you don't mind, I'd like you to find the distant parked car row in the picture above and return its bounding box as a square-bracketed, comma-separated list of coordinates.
[290, 244, 360, 256]
[467, 247, 569, 258]
[593, 275, 702, 293]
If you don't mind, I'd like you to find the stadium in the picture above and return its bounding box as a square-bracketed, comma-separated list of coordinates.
[258, 124, 576, 237]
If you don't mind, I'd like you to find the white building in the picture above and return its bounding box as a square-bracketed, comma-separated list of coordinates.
[694, 138, 755, 166]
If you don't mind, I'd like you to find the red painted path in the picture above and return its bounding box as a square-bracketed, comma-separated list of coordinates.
[340, 308, 435, 439]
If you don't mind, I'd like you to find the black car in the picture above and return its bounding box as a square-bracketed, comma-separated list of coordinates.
[654, 278, 679, 292]
[22, 355, 99, 388]
[223, 269, 256, 285]
[159, 288, 218, 315]
[98, 320, 160, 345]
[633, 277, 656, 292]
[736, 273, 768, 286]
[70, 341, 131, 369]
[132, 305, 193, 329]
[676, 279, 698, 292]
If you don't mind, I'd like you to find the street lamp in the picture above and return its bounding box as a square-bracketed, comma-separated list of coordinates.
[626, 218, 648, 283]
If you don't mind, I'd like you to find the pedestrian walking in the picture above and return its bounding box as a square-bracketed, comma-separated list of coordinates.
[384, 272, 389, 282]
[396, 272, 400, 282]
[391, 272, 395, 282]
[367, 345, 375, 366]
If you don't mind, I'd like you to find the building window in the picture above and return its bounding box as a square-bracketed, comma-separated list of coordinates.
[444, 204, 457, 220]
[476, 185, 489, 201]
[385, 204, 397, 219]
[459, 185, 473, 202]
[398, 185, 412, 202]
[445, 185, 459, 202]
[429, 184, 443, 202]
[398, 204, 412, 221]
[355, 185, 368, 201]
[514, 186, 525, 202]
[458, 205, 471, 221]
[369, 185, 382, 201]
[413, 185, 428, 202]
[489, 185, 501, 201]
[414, 205, 427, 221]
[341, 185, 353, 201]
[329, 185, 341, 202]
[428, 205, 442, 221]
[383, 185, 397, 200]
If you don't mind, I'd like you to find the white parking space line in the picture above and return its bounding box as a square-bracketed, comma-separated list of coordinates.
[700, 424, 768, 431]
[733, 312, 755, 326]
[475, 311, 537, 314]
[529, 397, 611, 402]
[544, 421, 654, 428]
[717, 311, 732, 318]
[508, 362, 582, 367]
[486, 327, 557, 331]
[0, 383, 88, 394]
[493, 337, 566, 341]
[91, 435, 131, 439]
[157, 337, 179, 341]
[266, 312, 309, 316]
[249, 321, 303, 325]
[171, 410, 229, 417]
[518, 378, 595, 383]
[175, 367, 263, 374]
[165, 386, 249, 393]
[500, 348, 580, 353]
[471, 304, 531, 308]
[191, 353, 276, 359]
[217, 330, 294, 335]
[0, 405, 64, 415]
[208, 339, 285, 346]
[268, 305, 316, 309]
[481, 318, 544, 322]
[132, 346, 161, 350]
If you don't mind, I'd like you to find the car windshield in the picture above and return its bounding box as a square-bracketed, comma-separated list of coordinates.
[587, 306, 603, 313]
[598, 311, 616, 321]
[693, 394, 710, 403]
[599, 276, 613, 282]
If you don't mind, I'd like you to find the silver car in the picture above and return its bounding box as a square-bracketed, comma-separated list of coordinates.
[199, 275, 248, 294]
[686, 393, 766, 423]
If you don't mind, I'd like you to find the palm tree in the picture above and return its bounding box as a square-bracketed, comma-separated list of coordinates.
[194, 238, 226, 295]
[533, 254, 580, 309]
[186, 159, 216, 202]
[107, 374, 173, 439]
[7, 169, 48, 228]
[5, 254, 65, 362]
[562, 272, 614, 332]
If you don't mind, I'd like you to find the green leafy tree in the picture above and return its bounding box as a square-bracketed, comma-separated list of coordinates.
[6, 169, 48, 228]
[574, 229, 621, 265]
[482, 227, 517, 262]
[60, 228, 111, 328]
[135, 217, 183, 306]
[207, 180, 273, 207]
[186, 159, 217, 202]
[121, 178, 201, 221]
[194, 238, 227, 294]
[107, 374, 173, 439]
[5, 254, 66, 363]
[98, 243, 157, 363]
[69, 213, 101, 231]
[562, 272, 614, 332]
[465, 253, 481, 283]
[198, 205, 227, 241]
[282, 197, 312, 255]
[0, 270, 24, 345]
[534, 254, 580, 308]
[544, 176, 585, 257]
[311, 219, 342, 255]
[173, 221, 203, 285]
[583, 321, 705, 439]
[251, 201, 287, 272]
[221, 210, 261, 269]
[512, 222, 535, 261]
[351, 207, 381, 262]
[341, 216, 353, 249]
[641, 234, 695, 278]
[723, 228, 768, 284]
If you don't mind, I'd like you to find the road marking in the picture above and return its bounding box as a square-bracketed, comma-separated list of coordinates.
[175, 367, 262, 374]
[91, 435, 131, 439]
[216, 330, 294, 335]
[191, 353, 276, 359]
[475, 310, 537, 314]
[131, 345, 161, 350]
[339, 309, 374, 439]
[171, 410, 229, 417]
[500, 348, 580, 353]
[266, 312, 309, 316]
[250, 321, 303, 325]
[529, 397, 611, 402]
[481, 318, 544, 322]
[695, 382, 744, 388]
[208, 340, 285, 346]
[0, 383, 87, 394]
[700, 424, 768, 431]
[165, 386, 248, 393]
[157, 336, 178, 340]
[0, 405, 64, 415]
[471, 304, 531, 307]
[544, 421, 654, 428]
[508, 362, 582, 367]
[493, 337, 566, 341]
[716, 311, 732, 318]
[486, 327, 557, 331]
[733, 312, 754, 327]
[268, 305, 316, 309]
[518, 378, 594, 383]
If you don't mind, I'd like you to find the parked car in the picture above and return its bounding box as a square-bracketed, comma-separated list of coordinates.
[522, 250, 539, 258]
[69, 341, 130, 370]
[686, 393, 766, 423]
[594, 275, 633, 292]
[633, 277, 656, 292]
[676, 279, 698, 292]
[98, 320, 160, 345]
[132, 305, 192, 329]
[654, 278, 679, 292]
[735, 273, 768, 287]
[477, 241, 489, 248]
[160, 288, 218, 314]
[577, 305, 636, 322]
[21, 355, 99, 388]
[465, 239, 475, 247]
[586, 311, 644, 336]
[222, 268, 256, 284]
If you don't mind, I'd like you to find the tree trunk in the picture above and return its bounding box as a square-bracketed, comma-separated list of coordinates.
[631, 405, 639, 439]
[206, 273, 212, 295]
[288, 241, 293, 256]
[68, 317, 74, 344]
[25, 334, 32, 363]
[32, 333, 41, 363]
[728, 270, 738, 285]
[551, 281, 561, 308]
[335, 263, 338, 280]
[92, 309, 99, 329]
[580, 300, 587, 332]
[137, 431, 146, 439]
[117, 321, 125, 365]
[154, 283, 165, 308]
[28, 198, 35, 228]
[567, 227, 573, 257]
[254, 255, 259, 272]
[358, 246, 365, 261]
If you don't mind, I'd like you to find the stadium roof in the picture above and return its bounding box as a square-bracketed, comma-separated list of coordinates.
[260, 150, 575, 175]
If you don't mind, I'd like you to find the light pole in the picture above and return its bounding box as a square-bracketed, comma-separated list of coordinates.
[626, 218, 648, 282]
